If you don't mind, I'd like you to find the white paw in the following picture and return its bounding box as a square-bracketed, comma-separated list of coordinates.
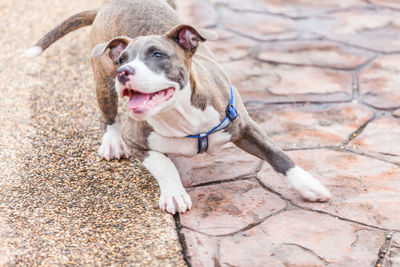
[98, 123, 130, 161]
[286, 166, 331, 202]
[159, 189, 192, 215]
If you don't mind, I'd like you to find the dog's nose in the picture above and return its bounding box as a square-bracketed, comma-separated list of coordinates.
[116, 65, 135, 85]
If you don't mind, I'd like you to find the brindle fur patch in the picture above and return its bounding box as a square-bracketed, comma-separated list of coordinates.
[36, 10, 98, 50]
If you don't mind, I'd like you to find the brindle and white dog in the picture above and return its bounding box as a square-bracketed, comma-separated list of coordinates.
[25, 0, 331, 214]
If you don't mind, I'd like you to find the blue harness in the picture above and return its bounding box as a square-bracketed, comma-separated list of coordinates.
[187, 86, 238, 154]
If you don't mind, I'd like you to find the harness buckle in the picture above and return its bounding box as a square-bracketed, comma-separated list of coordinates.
[197, 133, 209, 154]
[225, 104, 238, 121]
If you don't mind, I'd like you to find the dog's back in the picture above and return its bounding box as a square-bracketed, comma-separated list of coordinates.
[90, 0, 181, 49]
[24, 0, 179, 58]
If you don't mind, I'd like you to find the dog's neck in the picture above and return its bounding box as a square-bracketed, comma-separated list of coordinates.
[146, 83, 221, 137]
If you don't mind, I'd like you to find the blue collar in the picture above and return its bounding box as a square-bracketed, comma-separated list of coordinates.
[187, 86, 238, 154]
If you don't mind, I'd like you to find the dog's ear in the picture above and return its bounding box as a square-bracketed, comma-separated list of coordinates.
[165, 24, 217, 53]
[91, 36, 133, 62]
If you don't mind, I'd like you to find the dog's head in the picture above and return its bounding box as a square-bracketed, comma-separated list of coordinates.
[92, 24, 217, 121]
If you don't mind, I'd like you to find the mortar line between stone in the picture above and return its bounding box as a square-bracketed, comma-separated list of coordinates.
[179, 205, 289, 238]
[360, 101, 400, 112]
[216, 3, 370, 21]
[384, 51, 400, 55]
[187, 161, 263, 189]
[342, 114, 376, 146]
[256, 58, 362, 72]
[351, 71, 360, 101]
[217, 55, 251, 64]
[188, 176, 253, 189]
[374, 232, 395, 266]
[215, 3, 309, 20]
[365, 0, 400, 12]
[173, 213, 192, 267]
[282, 242, 330, 264]
[344, 149, 400, 167]
[322, 36, 396, 54]
[215, 237, 222, 266]
[217, 206, 289, 237]
[283, 146, 339, 152]
[326, 4, 376, 15]
[244, 99, 352, 108]
[285, 145, 399, 166]
[245, 101, 351, 112]
[223, 27, 300, 43]
[213, 2, 223, 29]
[355, 53, 380, 73]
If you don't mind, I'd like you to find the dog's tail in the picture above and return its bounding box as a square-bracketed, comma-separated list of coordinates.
[23, 9, 98, 58]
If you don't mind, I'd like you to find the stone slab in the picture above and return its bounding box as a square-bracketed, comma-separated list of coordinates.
[369, 0, 400, 9]
[359, 55, 400, 109]
[221, 59, 353, 103]
[350, 117, 400, 162]
[258, 149, 400, 230]
[390, 233, 400, 266]
[206, 29, 256, 63]
[249, 103, 374, 149]
[175, 0, 217, 28]
[180, 229, 218, 267]
[257, 39, 375, 69]
[221, 9, 299, 41]
[174, 143, 262, 187]
[179, 180, 287, 236]
[310, 9, 400, 53]
[216, 0, 366, 18]
[219, 210, 382, 266]
[394, 109, 400, 118]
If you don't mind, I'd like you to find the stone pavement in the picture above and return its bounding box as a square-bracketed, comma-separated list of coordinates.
[174, 0, 400, 266]
[0, 0, 399, 266]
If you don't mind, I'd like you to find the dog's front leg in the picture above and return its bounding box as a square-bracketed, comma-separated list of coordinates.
[91, 56, 130, 161]
[98, 116, 130, 161]
[234, 119, 331, 202]
[143, 151, 192, 214]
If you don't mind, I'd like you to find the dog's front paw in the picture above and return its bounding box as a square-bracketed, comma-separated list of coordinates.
[286, 166, 331, 202]
[159, 189, 192, 215]
[98, 124, 130, 161]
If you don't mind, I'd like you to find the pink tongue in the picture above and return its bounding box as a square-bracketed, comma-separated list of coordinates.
[128, 92, 151, 110]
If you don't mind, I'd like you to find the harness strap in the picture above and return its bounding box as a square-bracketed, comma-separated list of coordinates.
[187, 86, 238, 154]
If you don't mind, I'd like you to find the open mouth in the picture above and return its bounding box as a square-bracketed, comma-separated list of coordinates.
[121, 87, 175, 113]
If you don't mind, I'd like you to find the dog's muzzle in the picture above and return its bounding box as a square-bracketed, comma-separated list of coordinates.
[116, 65, 135, 85]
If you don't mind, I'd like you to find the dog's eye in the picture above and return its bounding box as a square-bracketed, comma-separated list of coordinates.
[152, 51, 166, 58]
[119, 57, 126, 64]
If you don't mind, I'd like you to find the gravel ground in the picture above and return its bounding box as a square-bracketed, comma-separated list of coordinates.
[0, 0, 185, 265]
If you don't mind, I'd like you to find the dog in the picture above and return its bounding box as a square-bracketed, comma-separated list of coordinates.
[25, 0, 331, 214]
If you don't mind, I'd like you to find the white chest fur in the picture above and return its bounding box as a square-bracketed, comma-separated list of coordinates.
[146, 84, 232, 157]
[146, 84, 221, 137]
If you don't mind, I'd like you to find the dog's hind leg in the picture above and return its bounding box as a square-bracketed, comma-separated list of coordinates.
[234, 119, 331, 202]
